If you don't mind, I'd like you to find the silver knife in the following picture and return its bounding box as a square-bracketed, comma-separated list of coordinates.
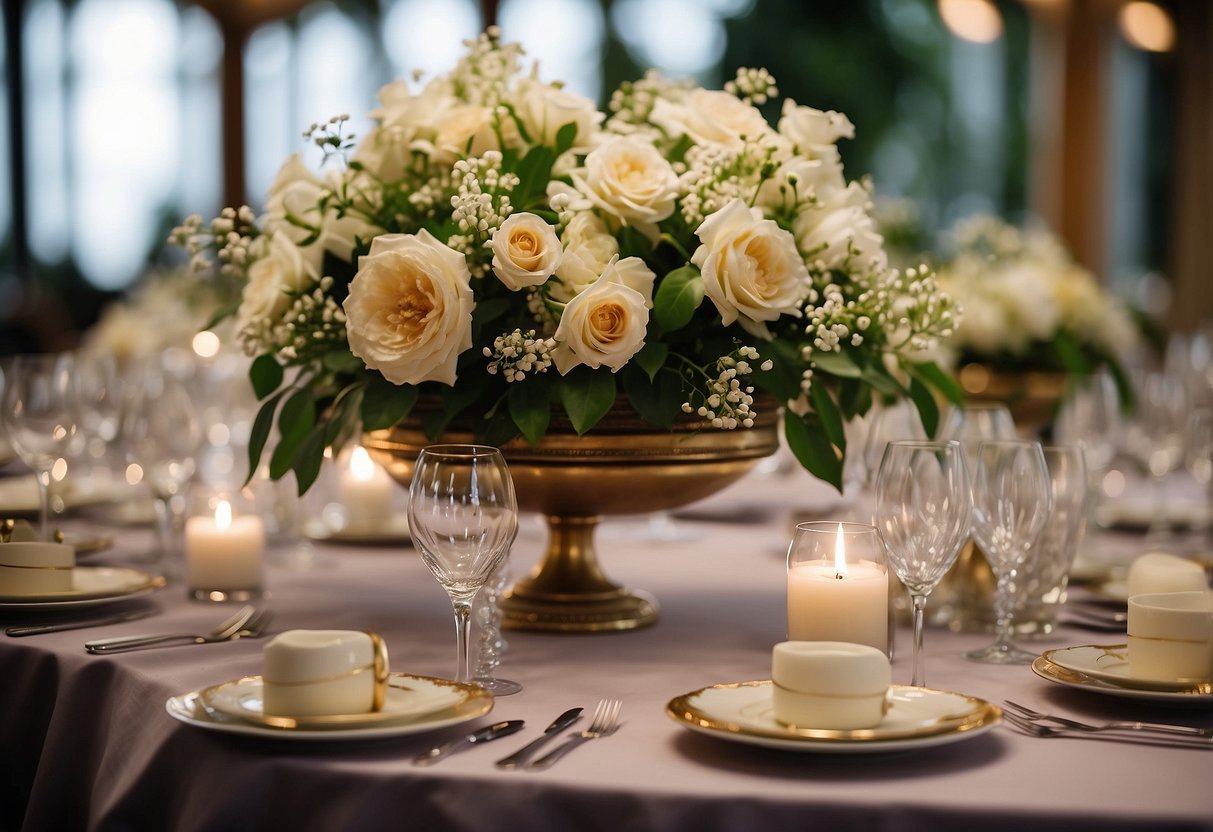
[495, 708, 582, 769]
[413, 719, 525, 766]
[5, 609, 156, 637]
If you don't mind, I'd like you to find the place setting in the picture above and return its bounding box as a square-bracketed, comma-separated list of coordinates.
[669, 440, 1004, 755]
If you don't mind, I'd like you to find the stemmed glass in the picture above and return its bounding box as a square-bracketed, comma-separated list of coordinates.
[1123, 370, 1188, 548]
[874, 440, 972, 687]
[1, 353, 79, 540]
[966, 440, 1052, 664]
[1018, 445, 1088, 636]
[408, 445, 519, 688]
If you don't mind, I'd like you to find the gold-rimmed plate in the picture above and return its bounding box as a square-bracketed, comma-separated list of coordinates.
[168, 673, 492, 741]
[304, 517, 412, 547]
[666, 682, 1001, 754]
[1034, 647, 1213, 701]
[0, 566, 165, 609]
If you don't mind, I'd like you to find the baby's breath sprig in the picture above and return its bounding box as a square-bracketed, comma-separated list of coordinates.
[239, 276, 348, 364]
[679, 346, 772, 430]
[169, 205, 260, 279]
[304, 114, 356, 163]
[483, 329, 555, 382]
[448, 151, 519, 274]
[724, 67, 778, 106]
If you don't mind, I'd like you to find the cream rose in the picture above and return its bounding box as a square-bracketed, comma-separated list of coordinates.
[236, 232, 316, 333]
[793, 182, 887, 274]
[514, 78, 602, 148]
[489, 212, 562, 291]
[755, 155, 847, 214]
[570, 137, 678, 235]
[264, 156, 377, 275]
[342, 230, 474, 386]
[552, 212, 619, 302]
[777, 100, 854, 162]
[551, 261, 650, 374]
[650, 89, 771, 150]
[692, 198, 809, 340]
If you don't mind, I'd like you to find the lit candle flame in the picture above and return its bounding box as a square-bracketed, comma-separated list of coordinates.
[834, 522, 848, 579]
[350, 446, 376, 482]
[215, 499, 232, 530]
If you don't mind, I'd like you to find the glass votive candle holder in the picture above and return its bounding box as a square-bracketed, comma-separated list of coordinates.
[185, 489, 266, 602]
[787, 521, 889, 654]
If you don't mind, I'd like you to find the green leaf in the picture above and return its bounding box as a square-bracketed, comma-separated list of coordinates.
[754, 339, 805, 401]
[1053, 330, 1092, 375]
[783, 410, 843, 491]
[559, 369, 616, 435]
[905, 360, 965, 406]
[472, 296, 511, 327]
[269, 387, 317, 479]
[554, 120, 578, 157]
[245, 390, 287, 486]
[361, 377, 418, 431]
[653, 265, 704, 333]
[249, 355, 284, 400]
[633, 341, 669, 381]
[622, 365, 683, 428]
[809, 350, 862, 379]
[860, 363, 904, 399]
[810, 382, 846, 452]
[509, 383, 552, 445]
[322, 350, 364, 373]
[617, 226, 653, 260]
[291, 428, 329, 495]
[482, 404, 522, 448]
[512, 144, 556, 210]
[908, 375, 941, 440]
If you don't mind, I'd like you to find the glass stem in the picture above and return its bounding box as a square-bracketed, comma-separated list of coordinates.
[992, 565, 1016, 652]
[452, 600, 473, 684]
[34, 467, 52, 541]
[910, 594, 927, 688]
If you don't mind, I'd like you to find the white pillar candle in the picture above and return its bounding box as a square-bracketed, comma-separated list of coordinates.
[787, 525, 888, 653]
[185, 500, 264, 591]
[340, 446, 393, 534]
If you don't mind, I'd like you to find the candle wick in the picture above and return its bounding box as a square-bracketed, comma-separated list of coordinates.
[835, 573, 844, 580]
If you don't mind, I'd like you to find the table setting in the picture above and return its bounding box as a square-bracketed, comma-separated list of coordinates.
[2, 31, 1212, 832]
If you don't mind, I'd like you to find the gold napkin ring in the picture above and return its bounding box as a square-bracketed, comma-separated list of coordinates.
[367, 630, 389, 712]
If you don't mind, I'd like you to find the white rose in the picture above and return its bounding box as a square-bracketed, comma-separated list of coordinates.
[489, 212, 562, 291]
[514, 78, 602, 148]
[650, 89, 771, 150]
[342, 230, 474, 386]
[551, 262, 651, 374]
[608, 256, 657, 308]
[792, 182, 887, 274]
[570, 136, 678, 235]
[263, 156, 376, 275]
[236, 233, 316, 332]
[755, 155, 846, 214]
[778, 100, 854, 162]
[552, 212, 619, 302]
[691, 198, 809, 340]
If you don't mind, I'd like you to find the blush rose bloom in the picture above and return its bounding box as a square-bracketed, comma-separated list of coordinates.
[489, 212, 562, 291]
[236, 232, 317, 334]
[342, 230, 474, 386]
[551, 260, 651, 374]
[651, 89, 771, 151]
[692, 198, 810, 340]
[570, 137, 678, 236]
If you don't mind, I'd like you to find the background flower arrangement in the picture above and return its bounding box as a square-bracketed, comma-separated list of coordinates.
[174, 29, 960, 494]
[934, 214, 1139, 402]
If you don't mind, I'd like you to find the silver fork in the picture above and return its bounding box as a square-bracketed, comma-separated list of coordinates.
[1001, 711, 1213, 749]
[527, 699, 622, 770]
[85, 605, 257, 654]
[1003, 701, 1213, 741]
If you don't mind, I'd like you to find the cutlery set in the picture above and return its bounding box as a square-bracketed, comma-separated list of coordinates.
[414, 700, 623, 770]
[1001, 700, 1212, 749]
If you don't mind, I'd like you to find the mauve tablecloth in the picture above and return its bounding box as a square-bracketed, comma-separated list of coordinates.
[2, 467, 1211, 832]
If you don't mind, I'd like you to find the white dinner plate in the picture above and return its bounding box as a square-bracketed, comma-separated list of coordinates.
[666, 682, 1001, 754]
[168, 673, 492, 741]
[0, 473, 131, 516]
[1040, 644, 1213, 694]
[0, 566, 165, 609]
[304, 516, 412, 546]
[1097, 499, 1210, 532]
[1032, 656, 1212, 704]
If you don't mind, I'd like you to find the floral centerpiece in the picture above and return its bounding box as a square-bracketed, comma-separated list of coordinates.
[173, 29, 959, 494]
[935, 214, 1138, 402]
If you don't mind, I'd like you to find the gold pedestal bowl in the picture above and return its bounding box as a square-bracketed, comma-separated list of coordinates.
[364, 401, 779, 633]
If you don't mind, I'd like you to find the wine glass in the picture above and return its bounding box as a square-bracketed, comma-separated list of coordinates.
[874, 440, 972, 687]
[1123, 370, 1188, 548]
[119, 355, 203, 577]
[1, 353, 79, 540]
[408, 444, 518, 687]
[472, 562, 523, 695]
[966, 440, 1052, 664]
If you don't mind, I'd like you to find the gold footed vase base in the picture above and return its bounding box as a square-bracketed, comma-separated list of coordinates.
[501, 516, 659, 633]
